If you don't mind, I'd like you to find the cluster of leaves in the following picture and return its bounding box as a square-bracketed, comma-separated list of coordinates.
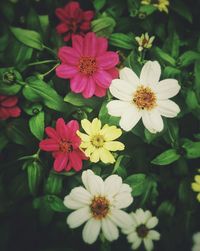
[0, 0, 200, 251]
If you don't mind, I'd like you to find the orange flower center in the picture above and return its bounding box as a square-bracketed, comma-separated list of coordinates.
[133, 86, 156, 110]
[59, 140, 73, 153]
[136, 224, 149, 238]
[90, 196, 110, 220]
[78, 56, 97, 76]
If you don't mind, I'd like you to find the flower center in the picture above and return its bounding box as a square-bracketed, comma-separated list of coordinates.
[136, 224, 149, 238]
[90, 196, 110, 220]
[78, 56, 97, 76]
[91, 135, 105, 148]
[59, 140, 73, 153]
[133, 86, 156, 110]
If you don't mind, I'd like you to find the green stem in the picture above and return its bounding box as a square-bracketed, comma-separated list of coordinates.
[43, 45, 57, 57]
[28, 59, 58, 67]
[41, 63, 60, 77]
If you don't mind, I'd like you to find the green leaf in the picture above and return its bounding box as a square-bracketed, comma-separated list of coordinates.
[125, 174, 147, 196]
[139, 5, 156, 16]
[29, 111, 44, 140]
[98, 101, 120, 126]
[23, 77, 72, 113]
[185, 90, 199, 110]
[27, 161, 43, 196]
[0, 132, 8, 152]
[182, 139, 200, 159]
[91, 16, 116, 37]
[109, 33, 134, 49]
[47, 195, 69, 213]
[157, 201, 175, 218]
[163, 66, 181, 78]
[10, 26, 43, 50]
[171, 0, 192, 23]
[152, 47, 176, 66]
[179, 51, 200, 68]
[151, 149, 180, 165]
[45, 172, 63, 195]
[93, 0, 106, 11]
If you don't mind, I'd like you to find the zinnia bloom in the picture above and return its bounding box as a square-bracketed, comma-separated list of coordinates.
[192, 232, 200, 251]
[64, 169, 133, 244]
[0, 95, 21, 120]
[39, 118, 86, 172]
[77, 118, 124, 164]
[122, 208, 160, 251]
[191, 175, 200, 202]
[135, 33, 155, 52]
[56, 32, 119, 98]
[55, 1, 94, 41]
[107, 61, 181, 133]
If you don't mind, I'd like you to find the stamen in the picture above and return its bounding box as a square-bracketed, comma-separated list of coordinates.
[78, 56, 97, 76]
[136, 224, 149, 238]
[90, 196, 110, 220]
[133, 86, 156, 110]
[59, 140, 73, 153]
[91, 135, 105, 148]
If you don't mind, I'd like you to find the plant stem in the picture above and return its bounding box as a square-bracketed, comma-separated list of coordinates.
[43, 45, 57, 57]
[28, 60, 58, 67]
[41, 63, 60, 77]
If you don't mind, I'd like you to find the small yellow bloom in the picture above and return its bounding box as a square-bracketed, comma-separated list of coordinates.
[141, 0, 169, 13]
[135, 32, 155, 52]
[192, 175, 200, 202]
[77, 118, 125, 164]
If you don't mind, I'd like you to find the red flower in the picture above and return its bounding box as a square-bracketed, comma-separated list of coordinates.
[39, 118, 86, 172]
[56, 32, 119, 98]
[55, 1, 94, 42]
[0, 95, 21, 120]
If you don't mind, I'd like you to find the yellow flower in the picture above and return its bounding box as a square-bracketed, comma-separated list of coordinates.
[192, 175, 200, 202]
[77, 118, 125, 164]
[135, 32, 155, 51]
[141, 0, 169, 13]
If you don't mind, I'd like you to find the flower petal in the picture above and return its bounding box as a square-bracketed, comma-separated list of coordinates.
[82, 77, 96, 98]
[97, 52, 119, 70]
[82, 170, 104, 195]
[91, 118, 101, 134]
[83, 10, 94, 21]
[101, 125, 122, 141]
[94, 70, 112, 88]
[53, 153, 68, 172]
[81, 119, 92, 135]
[107, 100, 133, 117]
[58, 46, 80, 64]
[56, 64, 78, 79]
[82, 218, 101, 244]
[154, 79, 181, 99]
[45, 127, 59, 140]
[104, 141, 125, 151]
[64, 195, 86, 209]
[99, 148, 115, 164]
[104, 175, 122, 196]
[140, 61, 161, 86]
[67, 207, 91, 228]
[119, 106, 142, 131]
[120, 67, 139, 87]
[90, 149, 100, 163]
[142, 109, 164, 133]
[39, 139, 59, 151]
[70, 74, 87, 93]
[109, 79, 135, 101]
[83, 32, 96, 57]
[96, 37, 108, 56]
[146, 216, 158, 229]
[109, 209, 133, 228]
[72, 34, 84, 55]
[144, 238, 154, 251]
[69, 186, 92, 204]
[148, 230, 160, 240]
[102, 218, 119, 242]
[157, 100, 180, 118]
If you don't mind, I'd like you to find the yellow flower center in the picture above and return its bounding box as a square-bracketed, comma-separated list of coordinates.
[90, 196, 110, 220]
[91, 135, 105, 148]
[133, 86, 157, 110]
[78, 56, 97, 76]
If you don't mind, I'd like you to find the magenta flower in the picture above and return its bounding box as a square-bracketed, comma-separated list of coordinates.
[39, 118, 86, 172]
[0, 95, 21, 120]
[55, 1, 94, 42]
[56, 32, 119, 98]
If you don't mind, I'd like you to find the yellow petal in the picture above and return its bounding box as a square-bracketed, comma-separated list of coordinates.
[90, 149, 100, 163]
[104, 141, 125, 151]
[197, 193, 200, 202]
[91, 118, 102, 135]
[101, 125, 122, 141]
[195, 175, 200, 184]
[85, 145, 95, 157]
[80, 141, 91, 148]
[99, 148, 115, 164]
[81, 119, 92, 135]
[192, 182, 200, 192]
[77, 131, 90, 142]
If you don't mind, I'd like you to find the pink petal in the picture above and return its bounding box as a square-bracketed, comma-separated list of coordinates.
[56, 118, 69, 139]
[58, 46, 80, 64]
[80, 21, 91, 31]
[65, 2, 80, 18]
[39, 139, 59, 151]
[83, 10, 94, 21]
[0, 107, 9, 120]
[94, 85, 107, 97]
[70, 74, 88, 93]
[45, 127, 59, 141]
[65, 161, 72, 171]
[96, 37, 108, 56]
[93, 70, 112, 88]
[107, 67, 119, 79]
[67, 120, 79, 132]
[82, 77, 96, 98]
[97, 52, 119, 69]
[7, 107, 21, 118]
[83, 32, 97, 56]
[0, 95, 6, 101]
[54, 153, 68, 172]
[69, 151, 83, 171]
[72, 34, 84, 55]
[56, 23, 69, 34]
[63, 33, 71, 42]
[55, 8, 67, 21]
[1, 96, 18, 107]
[56, 64, 78, 79]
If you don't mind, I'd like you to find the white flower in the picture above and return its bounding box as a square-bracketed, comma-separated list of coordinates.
[192, 232, 200, 251]
[107, 61, 181, 133]
[135, 33, 155, 51]
[64, 170, 133, 244]
[122, 208, 160, 251]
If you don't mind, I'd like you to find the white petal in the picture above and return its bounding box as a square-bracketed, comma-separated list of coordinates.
[104, 175, 122, 196]
[146, 217, 158, 229]
[82, 170, 95, 191]
[157, 100, 180, 118]
[148, 230, 161, 240]
[82, 170, 104, 195]
[67, 207, 91, 228]
[113, 192, 133, 209]
[127, 232, 138, 243]
[135, 208, 147, 225]
[109, 209, 133, 228]
[64, 195, 86, 209]
[82, 218, 101, 244]
[140, 61, 161, 86]
[192, 245, 200, 251]
[119, 105, 142, 131]
[119, 183, 132, 193]
[70, 186, 92, 204]
[144, 238, 154, 251]
[154, 79, 180, 99]
[119, 67, 140, 87]
[107, 100, 132, 117]
[131, 237, 142, 250]
[193, 232, 200, 244]
[142, 109, 164, 133]
[109, 79, 135, 101]
[101, 218, 119, 242]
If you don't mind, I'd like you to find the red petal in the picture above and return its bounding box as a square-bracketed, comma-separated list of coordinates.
[96, 37, 108, 56]
[93, 70, 112, 88]
[56, 64, 78, 79]
[63, 33, 71, 42]
[72, 34, 84, 55]
[55, 8, 67, 21]
[39, 139, 59, 151]
[7, 106, 21, 118]
[94, 85, 107, 97]
[70, 74, 88, 93]
[56, 118, 70, 139]
[58, 46, 80, 64]
[69, 151, 82, 171]
[107, 67, 119, 79]
[1, 96, 18, 107]
[0, 107, 9, 120]
[82, 77, 96, 98]
[67, 120, 79, 132]
[56, 23, 69, 34]
[65, 2, 80, 18]
[54, 153, 68, 172]
[83, 32, 97, 56]
[45, 127, 59, 141]
[80, 21, 91, 31]
[83, 10, 94, 21]
[97, 52, 119, 69]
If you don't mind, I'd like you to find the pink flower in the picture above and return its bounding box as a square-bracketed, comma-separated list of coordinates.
[0, 95, 21, 120]
[55, 1, 94, 42]
[39, 118, 86, 172]
[56, 32, 119, 98]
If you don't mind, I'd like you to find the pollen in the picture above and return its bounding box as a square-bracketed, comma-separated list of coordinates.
[59, 140, 73, 153]
[90, 196, 110, 220]
[91, 135, 105, 148]
[78, 56, 97, 76]
[133, 86, 157, 110]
